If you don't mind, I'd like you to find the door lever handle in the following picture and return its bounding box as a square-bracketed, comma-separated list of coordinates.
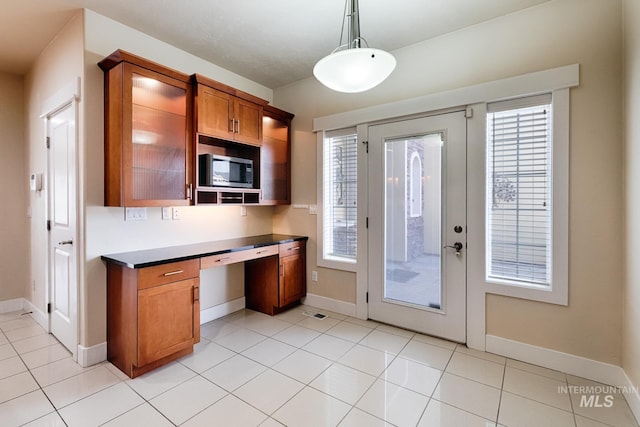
[444, 242, 463, 256]
[58, 240, 73, 246]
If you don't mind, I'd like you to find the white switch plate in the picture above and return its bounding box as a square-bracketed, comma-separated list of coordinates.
[161, 207, 172, 220]
[311, 270, 318, 282]
[240, 206, 247, 216]
[125, 207, 147, 221]
[172, 207, 181, 220]
[309, 205, 318, 215]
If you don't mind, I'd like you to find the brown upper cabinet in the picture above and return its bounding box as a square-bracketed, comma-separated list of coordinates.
[193, 74, 266, 147]
[99, 51, 295, 207]
[261, 105, 295, 205]
[99, 50, 193, 207]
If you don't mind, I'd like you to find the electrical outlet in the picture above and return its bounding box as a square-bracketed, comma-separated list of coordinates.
[172, 207, 181, 220]
[311, 270, 318, 282]
[240, 206, 247, 216]
[162, 207, 172, 220]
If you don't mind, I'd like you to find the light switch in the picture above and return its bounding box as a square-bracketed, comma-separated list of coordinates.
[162, 207, 172, 220]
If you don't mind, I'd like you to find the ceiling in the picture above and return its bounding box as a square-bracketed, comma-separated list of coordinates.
[1, 0, 550, 89]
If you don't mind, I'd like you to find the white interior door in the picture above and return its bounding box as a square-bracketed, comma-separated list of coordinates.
[368, 112, 466, 342]
[48, 103, 78, 357]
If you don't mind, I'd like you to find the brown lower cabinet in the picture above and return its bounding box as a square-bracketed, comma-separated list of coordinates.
[245, 240, 306, 315]
[107, 259, 200, 378]
[105, 237, 307, 378]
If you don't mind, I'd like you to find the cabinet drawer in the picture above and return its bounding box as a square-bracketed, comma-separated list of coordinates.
[137, 259, 200, 290]
[201, 245, 278, 269]
[279, 240, 304, 257]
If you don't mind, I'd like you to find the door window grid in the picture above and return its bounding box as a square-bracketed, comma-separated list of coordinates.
[486, 102, 552, 286]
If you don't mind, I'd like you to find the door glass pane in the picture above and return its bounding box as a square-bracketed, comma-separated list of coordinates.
[384, 133, 442, 309]
[131, 74, 187, 200]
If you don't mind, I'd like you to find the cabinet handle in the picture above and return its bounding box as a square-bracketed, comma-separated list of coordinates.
[229, 119, 234, 133]
[163, 270, 184, 276]
[193, 287, 200, 302]
[280, 264, 284, 277]
[236, 119, 240, 134]
[288, 246, 300, 252]
[215, 257, 231, 263]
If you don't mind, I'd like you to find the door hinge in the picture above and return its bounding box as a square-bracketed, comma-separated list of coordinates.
[362, 140, 369, 153]
[47, 303, 51, 314]
[366, 292, 369, 303]
[46, 136, 50, 149]
[46, 220, 51, 231]
[465, 107, 473, 118]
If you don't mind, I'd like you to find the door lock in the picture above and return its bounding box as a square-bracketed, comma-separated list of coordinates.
[444, 242, 463, 256]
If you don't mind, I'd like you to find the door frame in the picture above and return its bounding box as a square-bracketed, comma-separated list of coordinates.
[41, 78, 81, 360]
[365, 111, 467, 342]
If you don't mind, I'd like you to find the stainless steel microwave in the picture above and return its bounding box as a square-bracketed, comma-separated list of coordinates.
[199, 154, 253, 188]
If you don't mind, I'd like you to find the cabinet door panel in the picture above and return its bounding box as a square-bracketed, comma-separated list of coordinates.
[235, 99, 262, 146]
[198, 86, 234, 140]
[137, 278, 196, 366]
[280, 253, 305, 307]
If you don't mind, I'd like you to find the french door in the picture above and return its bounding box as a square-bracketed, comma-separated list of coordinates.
[367, 111, 467, 342]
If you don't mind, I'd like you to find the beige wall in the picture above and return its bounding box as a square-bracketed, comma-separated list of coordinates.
[273, 0, 624, 364]
[81, 11, 276, 347]
[0, 71, 27, 302]
[24, 12, 84, 314]
[623, 0, 640, 400]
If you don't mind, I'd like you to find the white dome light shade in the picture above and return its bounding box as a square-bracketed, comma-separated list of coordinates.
[313, 48, 396, 93]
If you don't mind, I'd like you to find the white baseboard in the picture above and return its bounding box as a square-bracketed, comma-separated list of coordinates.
[487, 334, 640, 423]
[623, 370, 640, 424]
[200, 297, 246, 324]
[0, 298, 25, 313]
[77, 342, 107, 368]
[73, 299, 247, 368]
[22, 299, 48, 331]
[302, 293, 357, 317]
[0, 298, 48, 332]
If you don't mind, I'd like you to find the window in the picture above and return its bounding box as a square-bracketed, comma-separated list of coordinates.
[320, 129, 358, 266]
[486, 94, 554, 288]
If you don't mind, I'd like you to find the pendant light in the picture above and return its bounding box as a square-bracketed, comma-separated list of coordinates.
[313, 0, 396, 93]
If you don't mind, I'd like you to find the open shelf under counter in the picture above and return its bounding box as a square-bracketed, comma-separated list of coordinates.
[195, 186, 261, 205]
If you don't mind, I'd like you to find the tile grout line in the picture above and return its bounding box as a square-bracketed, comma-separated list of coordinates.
[0, 313, 69, 426]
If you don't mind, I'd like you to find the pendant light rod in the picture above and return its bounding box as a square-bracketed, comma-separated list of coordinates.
[349, 0, 361, 49]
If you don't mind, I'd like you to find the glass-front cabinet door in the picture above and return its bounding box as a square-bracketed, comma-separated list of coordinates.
[101, 51, 192, 207]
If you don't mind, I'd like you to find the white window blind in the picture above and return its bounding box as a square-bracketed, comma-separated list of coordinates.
[323, 131, 358, 261]
[486, 95, 552, 286]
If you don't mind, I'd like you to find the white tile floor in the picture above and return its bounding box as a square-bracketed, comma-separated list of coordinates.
[0, 306, 638, 427]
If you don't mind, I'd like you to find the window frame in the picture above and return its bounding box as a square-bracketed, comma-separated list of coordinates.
[483, 89, 569, 305]
[317, 127, 359, 271]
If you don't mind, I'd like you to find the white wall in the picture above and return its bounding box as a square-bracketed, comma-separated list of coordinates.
[623, 0, 640, 407]
[24, 12, 84, 319]
[273, 0, 624, 364]
[0, 71, 27, 302]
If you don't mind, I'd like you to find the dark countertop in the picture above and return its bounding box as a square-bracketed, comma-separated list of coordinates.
[101, 234, 308, 269]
